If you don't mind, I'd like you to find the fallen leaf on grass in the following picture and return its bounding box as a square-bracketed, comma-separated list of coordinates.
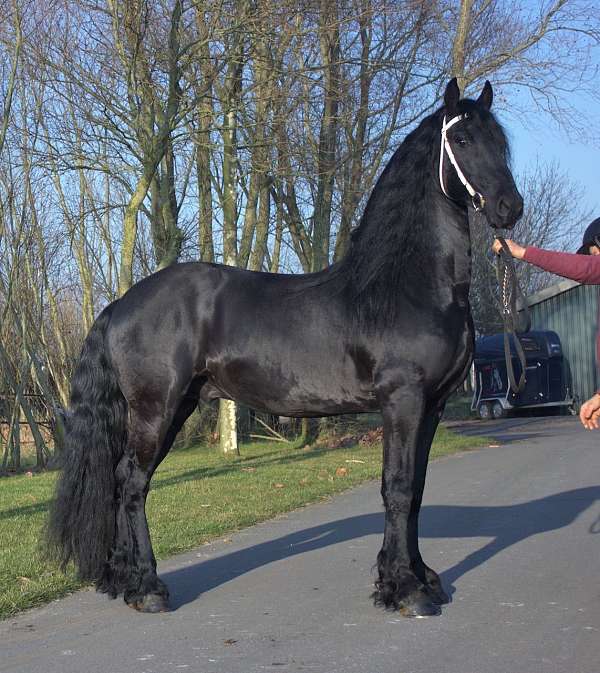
[335, 467, 348, 477]
[273, 483, 285, 489]
[358, 427, 384, 446]
[345, 459, 365, 464]
[324, 434, 358, 449]
[241, 467, 256, 472]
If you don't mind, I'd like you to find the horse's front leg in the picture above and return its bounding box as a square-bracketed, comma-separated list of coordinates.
[408, 405, 449, 605]
[374, 381, 441, 617]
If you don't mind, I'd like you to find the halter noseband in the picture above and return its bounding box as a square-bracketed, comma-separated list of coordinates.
[439, 114, 486, 212]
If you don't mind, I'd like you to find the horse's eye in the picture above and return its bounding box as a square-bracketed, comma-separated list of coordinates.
[454, 135, 467, 146]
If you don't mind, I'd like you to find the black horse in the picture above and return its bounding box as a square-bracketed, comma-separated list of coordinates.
[47, 79, 523, 617]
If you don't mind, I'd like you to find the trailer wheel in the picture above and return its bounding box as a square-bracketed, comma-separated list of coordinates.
[491, 400, 506, 419]
[478, 402, 491, 420]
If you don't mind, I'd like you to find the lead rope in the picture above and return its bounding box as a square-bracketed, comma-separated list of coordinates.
[495, 236, 530, 393]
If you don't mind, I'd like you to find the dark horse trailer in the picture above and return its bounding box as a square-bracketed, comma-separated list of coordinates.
[471, 330, 574, 419]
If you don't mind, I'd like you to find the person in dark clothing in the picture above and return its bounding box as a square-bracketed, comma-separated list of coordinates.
[492, 217, 600, 430]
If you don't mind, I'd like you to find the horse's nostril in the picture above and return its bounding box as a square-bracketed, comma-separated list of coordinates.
[497, 197, 511, 217]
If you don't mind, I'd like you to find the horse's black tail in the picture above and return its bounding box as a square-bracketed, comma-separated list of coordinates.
[46, 303, 127, 582]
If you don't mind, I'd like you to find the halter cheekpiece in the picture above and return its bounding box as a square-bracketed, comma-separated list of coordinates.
[439, 113, 486, 212]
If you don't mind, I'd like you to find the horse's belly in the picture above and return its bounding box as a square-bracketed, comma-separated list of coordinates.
[204, 351, 377, 416]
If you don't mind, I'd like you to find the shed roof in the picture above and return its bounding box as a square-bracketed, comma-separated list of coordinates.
[525, 279, 580, 308]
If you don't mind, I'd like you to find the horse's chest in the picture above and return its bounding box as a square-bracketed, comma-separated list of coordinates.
[418, 304, 474, 386]
[438, 308, 474, 384]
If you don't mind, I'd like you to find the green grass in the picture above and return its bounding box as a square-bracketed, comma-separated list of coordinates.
[442, 394, 476, 420]
[0, 425, 489, 620]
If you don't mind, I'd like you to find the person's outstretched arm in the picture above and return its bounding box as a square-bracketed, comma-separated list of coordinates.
[492, 239, 600, 285]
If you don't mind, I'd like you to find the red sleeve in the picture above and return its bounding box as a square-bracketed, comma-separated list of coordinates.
[523, 247, 600, 284]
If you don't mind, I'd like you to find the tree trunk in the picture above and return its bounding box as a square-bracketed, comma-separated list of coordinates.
[239, 169, 259, 268]
[77, 165, 95, 332]
[0, 341, 47, 468]
[216, 16, 246, 455]
[219, 399, 239, 455]
[118, 168, 155, 296]
[9, 405, 20, 472]
[311, 0, 340, 272]
[152, 136, 183, 270]
[248, 174, 271, 272]
[196, 140, 215, 262]
[334, 2, 371, 261]
[451, 0, 474, 90]
[270, 191, 283, 272]
[194, 1, 216, 263]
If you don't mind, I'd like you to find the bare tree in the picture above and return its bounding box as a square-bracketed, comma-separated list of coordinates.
[0, 0, 598, 466]
[448, 0, 600, 130]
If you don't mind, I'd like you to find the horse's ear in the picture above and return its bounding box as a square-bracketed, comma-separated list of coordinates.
[478, 80, 493, 110]
[444, 78, 461, 116]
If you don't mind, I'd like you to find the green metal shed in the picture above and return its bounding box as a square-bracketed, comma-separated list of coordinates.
[526, 279, 599, 407]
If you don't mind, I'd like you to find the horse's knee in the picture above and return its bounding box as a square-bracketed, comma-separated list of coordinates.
[385, 499, 411, 515]
[381, 477, 412, 514]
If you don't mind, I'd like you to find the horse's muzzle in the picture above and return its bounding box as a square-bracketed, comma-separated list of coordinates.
[489, 191, 523, 229]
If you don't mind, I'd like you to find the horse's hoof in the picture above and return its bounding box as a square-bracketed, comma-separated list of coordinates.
[373, 582, 442, 617]
[426, 584, 450, 605]
[129, 594, 170, 613]
[400, 593, 442, 618]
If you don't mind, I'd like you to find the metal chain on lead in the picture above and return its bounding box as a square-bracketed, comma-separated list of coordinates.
[501, 265, 511, 316]
[494, 236, 530, 393]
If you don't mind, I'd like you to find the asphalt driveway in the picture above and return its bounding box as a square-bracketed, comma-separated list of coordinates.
[1, 416, 599, 673]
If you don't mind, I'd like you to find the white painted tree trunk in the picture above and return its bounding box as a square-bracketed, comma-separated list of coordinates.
[217, 29, 243, 457]
[219, 399, 238, 455]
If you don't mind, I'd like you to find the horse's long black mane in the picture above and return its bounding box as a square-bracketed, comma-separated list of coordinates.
[295, 106, 450, 329]
[337, 109, 445, 319]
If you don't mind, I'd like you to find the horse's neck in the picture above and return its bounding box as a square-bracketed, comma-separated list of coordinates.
[428, 196, 472, 289]
[335, 133, 473, 322]
[384, 186, 472, 291]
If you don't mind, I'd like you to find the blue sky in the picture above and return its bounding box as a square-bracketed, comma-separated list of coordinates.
[509, 117, 600, 217]
[487, 1, 600, 229]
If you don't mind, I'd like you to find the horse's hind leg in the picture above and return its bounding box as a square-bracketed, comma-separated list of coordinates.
[97, 409, 169, 612]
[98, 383, 202, 612]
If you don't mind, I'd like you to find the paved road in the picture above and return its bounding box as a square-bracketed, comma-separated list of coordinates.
[2, 416, 599, 673]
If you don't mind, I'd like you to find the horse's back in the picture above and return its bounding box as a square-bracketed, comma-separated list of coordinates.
[104, 262, 371, 414]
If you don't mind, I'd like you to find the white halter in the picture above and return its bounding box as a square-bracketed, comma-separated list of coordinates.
[439, 114, 485, 212]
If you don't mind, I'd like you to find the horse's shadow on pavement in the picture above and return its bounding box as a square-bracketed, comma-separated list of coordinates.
[163, 486, 600, 610]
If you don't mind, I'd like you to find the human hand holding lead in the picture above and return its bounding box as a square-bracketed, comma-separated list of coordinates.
[492, 238, 526, 259]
